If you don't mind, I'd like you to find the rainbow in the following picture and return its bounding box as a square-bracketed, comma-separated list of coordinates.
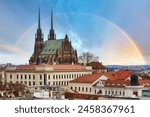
[90, 14, 146, 64]
[0, 44, 29, 56]
[5, 12, 146, 65]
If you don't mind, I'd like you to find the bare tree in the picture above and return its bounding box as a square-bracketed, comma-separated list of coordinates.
[78, 52, 99, 64]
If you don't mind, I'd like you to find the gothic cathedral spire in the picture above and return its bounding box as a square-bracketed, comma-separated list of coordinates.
[36, 7, 43, 39]
[51, 9, 53, 30]
[30, 7, 44, 64]
[48, 9, 56, 40]
[38, 7, 41, 30]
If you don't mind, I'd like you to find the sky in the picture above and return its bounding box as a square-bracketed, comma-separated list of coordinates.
[0, 0, 150, 65]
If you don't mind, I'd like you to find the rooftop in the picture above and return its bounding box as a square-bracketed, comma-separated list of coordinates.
[40, 39, 63, 55]
[105, 80, 130, 87]
[6, 64, 92, 71]
[70, 73, 103, 83]
[104, 69, 132, 80]
[70, 69, 132, 84]
[88, 61, 106, 70]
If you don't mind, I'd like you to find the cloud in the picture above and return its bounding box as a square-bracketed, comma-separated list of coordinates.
[0, 44, 30, 57]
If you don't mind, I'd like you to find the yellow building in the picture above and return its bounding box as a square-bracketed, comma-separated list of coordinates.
[6, 64, 92, 88]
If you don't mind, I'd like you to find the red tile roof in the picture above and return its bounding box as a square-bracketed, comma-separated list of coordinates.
[51, 65, 86, 70]
[7, 64, 90, 71]
[105, 79, 150, 88]
[70, 73, 103, 83]
[70, 70, 132, 84]
[105, 80, 130, 87]
[65, 92, 99, 100]
[88, 62, 106, 70]
[139, 79, 150, 87]
[116, 69, 132, 79]
[69, 69, 150, 88]
[16, 65, 36, 70]
[104, 69, 132, 80]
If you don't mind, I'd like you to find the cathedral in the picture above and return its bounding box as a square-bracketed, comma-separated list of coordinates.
[29, 9, 78, 64]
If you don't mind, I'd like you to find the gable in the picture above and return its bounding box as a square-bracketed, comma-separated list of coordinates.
[99, 75, 109, 80]
[92, 75, 108, 85]
[93, 80, 105, 87]
[40, 39, 63, 55]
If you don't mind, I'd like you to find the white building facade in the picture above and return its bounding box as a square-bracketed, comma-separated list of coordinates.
[68, 70, 150, 98]
[5, 64, 92, 88]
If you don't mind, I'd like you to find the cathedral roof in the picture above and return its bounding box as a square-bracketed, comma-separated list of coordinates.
[40, 39, 63, 55]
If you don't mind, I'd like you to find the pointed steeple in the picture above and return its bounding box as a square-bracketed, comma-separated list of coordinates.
[32, 7, 44, 65]
[36, 6, 43, 40]
[51, 9, 53, 30]
[65, 34, 69, 40]
[48, 8, 56, 40]
[38, 7, 41, 30]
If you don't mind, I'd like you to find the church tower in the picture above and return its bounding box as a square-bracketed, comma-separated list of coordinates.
[48, 9, 56, 40]
[29, 8, 78, 65]
[29, 7, 44, 64]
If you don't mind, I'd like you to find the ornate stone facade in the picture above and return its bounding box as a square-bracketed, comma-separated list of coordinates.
[29, 9, 78, 64]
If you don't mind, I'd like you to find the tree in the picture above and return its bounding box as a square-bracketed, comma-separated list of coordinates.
[78, 52, 99, 64]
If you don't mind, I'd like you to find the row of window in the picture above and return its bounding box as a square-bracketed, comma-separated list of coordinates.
[14, 80, 69, 86]
[16, 81, 47, 86]
[70, 86, 125, 96]
[9, 73, 86, 80]
[16, 81, 36, 86]
[52, 74, 84, 80]
[9, 74, 36, 80]
[17, 74, 35, 80]
[52, 81, 69, 86]
[71, 86, 92, 92]
[105, 90, 125, 96]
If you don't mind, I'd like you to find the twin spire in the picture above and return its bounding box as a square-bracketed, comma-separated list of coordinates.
[38, 7, 41, 30]
[48, 8, 56, 40]
[37, 7, 56, 40]
[51, 9, 53, 30]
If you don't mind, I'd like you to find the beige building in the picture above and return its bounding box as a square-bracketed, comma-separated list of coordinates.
[5, 64, 92, 88]
[69, 70, 150, 98]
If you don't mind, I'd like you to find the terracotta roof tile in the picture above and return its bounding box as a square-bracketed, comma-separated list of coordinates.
[51, 65, 86, 70]
[7, 64, 89, 71]
[89, 62, 106, 69]
[105, 79, 150, 88]
[16, 65, 36, 70]
[70, 73, 103, 83]
[139, 79, 150, 87]
[104, 69, 132, 80]
[105, 80, 130, 87]
[70, 70, 132, 84]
